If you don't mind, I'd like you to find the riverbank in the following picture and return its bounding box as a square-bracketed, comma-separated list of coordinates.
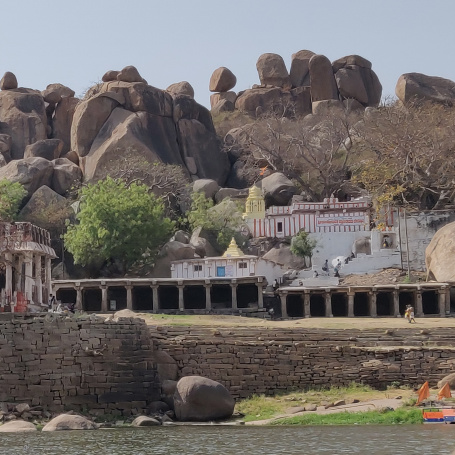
[235, 384, 421, 425]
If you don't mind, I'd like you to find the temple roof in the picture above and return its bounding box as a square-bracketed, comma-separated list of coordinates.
[222, 238, 244, 258]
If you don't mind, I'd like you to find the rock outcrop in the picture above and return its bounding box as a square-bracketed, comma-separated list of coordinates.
[396, 73, 455, 105]
[173, 375, 235, 421]
[425, 222, 455, 281]
[0, 420, 37, 433]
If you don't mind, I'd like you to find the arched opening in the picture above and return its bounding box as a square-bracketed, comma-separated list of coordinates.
[211, 285, 232, 310]
[310, 294, 325, 317]
[237, 283, 258, 309]
[83, 288, 101, 312]
[422, 290, 439, 315]
[377, 292, 392, 316]
[184, 286, 206, 310]
[56, 289, 76, 307]
[354, 293, 369, 316]
[133, 287, 153, 311]
[107, 287, 127, 311]
[158, 286, 179, 310]
[399, 292, 414, 316]
[287, 294, 303, 318]
[332, 293, 347, 317]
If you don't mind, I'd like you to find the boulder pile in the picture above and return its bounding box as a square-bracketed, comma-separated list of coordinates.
[209, 50, 382, 118]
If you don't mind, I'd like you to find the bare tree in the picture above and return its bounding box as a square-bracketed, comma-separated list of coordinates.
[225, 106, 361, 201]
[353, 100, 455, 210]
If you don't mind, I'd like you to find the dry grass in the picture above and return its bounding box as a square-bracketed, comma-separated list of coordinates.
[140, 313, 455, 330]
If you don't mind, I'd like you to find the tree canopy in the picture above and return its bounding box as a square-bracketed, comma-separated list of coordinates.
[187, 191, 245, 250]
[64, 177, 174, 275]
[290, 230, 317, 268]
[0, 180, 26, 222]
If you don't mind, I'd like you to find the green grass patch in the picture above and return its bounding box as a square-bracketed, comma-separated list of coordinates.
[271, 408, 423, 425]
[236, 383, 415, 422]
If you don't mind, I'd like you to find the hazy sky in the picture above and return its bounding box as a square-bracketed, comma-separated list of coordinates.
[2, 1, 454, 108]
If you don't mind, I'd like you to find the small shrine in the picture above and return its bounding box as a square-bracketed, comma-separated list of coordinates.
[0, 222, 56, 312]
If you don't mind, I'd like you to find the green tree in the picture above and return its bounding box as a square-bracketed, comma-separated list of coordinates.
[64, 177, 174, 275]
[290, 230, 317, 268]
[0, 180, 26, 222]
[187, 192, 246, 250]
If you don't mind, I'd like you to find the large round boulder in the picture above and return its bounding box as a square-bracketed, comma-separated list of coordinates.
[41, 83, 75, 104]
[51, 158, 83, 195]
[0, 420, 37, 432]
[256, 53, 291, 89]
[117, 65, 143, 83]
[209, 67, 237, 92]
[193, 179, 220, 199]
[438, 372, 455, 389]
[52, 96, 80, 154]
[42, 414, 98, 431]
[173, 375, 235, 421]
[0, 72, 18, 90]
[426, 222, 455, 281]
[396, 73, 455, 105]
[258, 172, 297, 206]
[24, 139, 63, 161]
[167, 81, 195, 98]
[0, 157, 54, 196]
[131, 416, 161, 427]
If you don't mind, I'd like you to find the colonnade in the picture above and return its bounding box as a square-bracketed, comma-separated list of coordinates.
[53, 278, 266, 313]
[279, 284, 449, 319]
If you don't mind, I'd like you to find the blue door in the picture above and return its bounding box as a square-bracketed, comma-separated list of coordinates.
[216, 266, 226, 277]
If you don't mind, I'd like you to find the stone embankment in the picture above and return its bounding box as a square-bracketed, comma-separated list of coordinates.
[0, 315, 160, 415]
[152, 326, 455, 399]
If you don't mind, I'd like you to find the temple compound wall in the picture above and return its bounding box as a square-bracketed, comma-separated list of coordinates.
[155, 326, 455, 399]
[0, 222, 56, 312]
[0, 316, 160, 415]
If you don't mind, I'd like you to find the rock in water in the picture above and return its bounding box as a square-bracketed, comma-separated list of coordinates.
[173, 375, 235, 421]
[42, 414, 98, 431]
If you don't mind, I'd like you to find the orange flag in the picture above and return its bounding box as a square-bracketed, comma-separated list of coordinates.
[438, 383, 452, 400]
[416, 381, 430, 405]
[259, 166, 268, 176]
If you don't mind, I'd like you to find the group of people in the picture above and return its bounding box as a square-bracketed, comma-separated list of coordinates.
[320, 259, 342, 278]
[404, 304, 416, 323]
[48, 294, 76, 314]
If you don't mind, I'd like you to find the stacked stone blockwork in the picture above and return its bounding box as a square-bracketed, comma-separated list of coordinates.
[0, 316, 160, 416]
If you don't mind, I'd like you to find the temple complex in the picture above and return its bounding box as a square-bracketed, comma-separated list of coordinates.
[0, 222, 56, 312]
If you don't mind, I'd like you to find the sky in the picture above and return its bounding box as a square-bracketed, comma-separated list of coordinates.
[1, 1, 454, 109]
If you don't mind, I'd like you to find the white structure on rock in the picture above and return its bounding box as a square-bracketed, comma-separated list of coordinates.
[171, 238, 288, 284]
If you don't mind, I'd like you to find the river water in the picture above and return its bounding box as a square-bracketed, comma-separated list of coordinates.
[2, 425, 455, 455]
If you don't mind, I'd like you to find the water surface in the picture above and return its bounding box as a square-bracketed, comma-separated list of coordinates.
[3, 424, 455, 455]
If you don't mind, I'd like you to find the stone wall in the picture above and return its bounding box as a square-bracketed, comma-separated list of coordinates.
[0, 315, 160, 416]
[153, 326, 455, 399]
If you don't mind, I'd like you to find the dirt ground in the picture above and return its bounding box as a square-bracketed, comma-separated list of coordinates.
[340, 268, 427, 286]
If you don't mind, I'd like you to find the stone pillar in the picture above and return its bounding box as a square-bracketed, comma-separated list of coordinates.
[303, 291, 310, 318]
[438, 288, 446, 317]
[24, 253, 33, 303]
[151, 285, 159, 313]
[347, 292, 355, 318]
[76, 286, 82, 310]
[445, 287, 451, 315]
[34, 255, 42, 305]
[324, 291, 332, 317]
[280, 292, 288, 319]
[15, 256, 23, 291]
[100, 285, 108, 312]
[369, 291, 377, 317]
[415, 289, 423, 317]
[126, 285, 133, 310]
[231, 281, 238, 310]
[44, 257, 52, 299]
[4, 252, 12, 300]
[205, 282, 212, 311]
[178, 283, 184, 311]
[393, 290, 400, 317]
[256, 282, 264, 309]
